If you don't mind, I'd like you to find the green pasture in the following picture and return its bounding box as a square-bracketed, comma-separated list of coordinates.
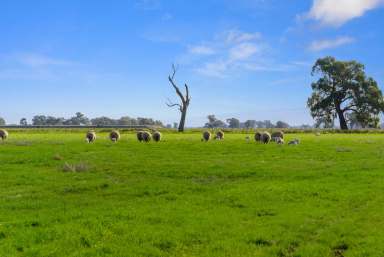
[0, 132, 384, 256]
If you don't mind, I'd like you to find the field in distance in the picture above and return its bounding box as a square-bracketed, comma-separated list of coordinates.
[1, 132, 384, 257]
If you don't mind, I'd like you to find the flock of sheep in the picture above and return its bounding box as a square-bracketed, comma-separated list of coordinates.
[84, 130, 162, 143]
[202, 130, 300, 145]
[0, 129, 300, 145]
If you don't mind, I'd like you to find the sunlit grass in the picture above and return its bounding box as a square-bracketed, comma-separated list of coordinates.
[1, 132, 384, 256]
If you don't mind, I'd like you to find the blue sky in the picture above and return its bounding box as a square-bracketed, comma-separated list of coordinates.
[1, 0, 383, 126]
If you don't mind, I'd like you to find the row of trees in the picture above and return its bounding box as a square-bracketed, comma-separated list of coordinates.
[204, 115, 290, 129]
[17, 112, 164, 126]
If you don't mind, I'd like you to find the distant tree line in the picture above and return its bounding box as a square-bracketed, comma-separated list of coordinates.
[11, 112, 164, 126]
[204, 115, 290, 129]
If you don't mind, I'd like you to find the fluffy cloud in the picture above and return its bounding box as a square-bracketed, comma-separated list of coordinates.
[308, 0, 384, 26]
[186, 29, 267, 77]
[229, 42, 260, 61]
[308, 36, 355, 51]
[188, 45, 216, 55]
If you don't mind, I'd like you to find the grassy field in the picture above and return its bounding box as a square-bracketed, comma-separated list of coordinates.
[1, 131, 384, 257]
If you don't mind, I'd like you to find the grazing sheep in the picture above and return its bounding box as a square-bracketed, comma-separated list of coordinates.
[137, 131, 144, 142]
[276, 137, 284, 145]
[85, 131, 96, 143]
[153, 131, 162, 142]
[245, 136, 251, 142]
[109, 130, 120, 142]
[0, 129, 8, 140]
[288, 139, 300, 145]
[315, 132, 321, 136]
[202, 131, 211, 142]
[254, 132, 262, 142]
[271, 131, 284, 140]
[260, 132, 271, 144]
[142, 131, 152, 142]
[215, 131, 224, 140]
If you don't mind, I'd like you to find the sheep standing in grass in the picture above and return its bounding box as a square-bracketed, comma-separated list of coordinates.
[0, 129, 8, 140]
[109, 130, 120, 142]
[137, 131, 144, 142]
[245, 136, 251, 142]
[142, 131, 152, 142]
[153, 131, 162, 142]
[86, 131, 96, 143]
[215, 131, 224, 140]
[254, 132, 262, 142]
[276, 137, 284, 145]
[271, 131, 284, 142]
[261, 132, 271, 144]
[202, 131, 211, 142]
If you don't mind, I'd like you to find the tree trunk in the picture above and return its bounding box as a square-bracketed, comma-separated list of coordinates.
[178, 106, 187, 132]
[336, 106, 348, 130]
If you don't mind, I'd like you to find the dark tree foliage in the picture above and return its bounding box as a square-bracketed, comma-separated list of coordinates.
[276, 121, 290, 128]
[20, 118, 28, 126]
[308, 56, 384, 130]
[31, 113, 163, 126]
[204, 115, 227, 128]
[226, 118, 240, 128]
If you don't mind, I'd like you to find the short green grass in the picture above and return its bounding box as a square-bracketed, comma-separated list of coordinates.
[1, 132, 384, 257]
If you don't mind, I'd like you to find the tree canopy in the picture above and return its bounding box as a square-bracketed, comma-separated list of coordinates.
[307, 56, 384, 130]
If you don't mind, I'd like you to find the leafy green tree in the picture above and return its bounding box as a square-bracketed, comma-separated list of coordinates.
[64, 112, 91, 125]
[20, 118, 28, 126]
[0, 117, 5, 126]
[308, 56, 384, 130]
[204, 115, 226, 128]
[276, 121, 290, 128]
[118, 116, 138, 126]
[226, 118, 240, 128]
[32, 115, 47, 125]
[244, 120, 257, 129]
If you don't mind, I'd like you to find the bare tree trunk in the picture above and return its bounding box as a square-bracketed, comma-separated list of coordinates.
[178, 106, 187, 132]
[336, 104, 348, 130]
[166, 64, 191, 133]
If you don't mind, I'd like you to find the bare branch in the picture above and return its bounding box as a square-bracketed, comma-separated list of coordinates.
[166, 98, 181, 107]
[170, 63, 179, 80]
[185, 83, 190, 102]
[168, 71, 186, 103]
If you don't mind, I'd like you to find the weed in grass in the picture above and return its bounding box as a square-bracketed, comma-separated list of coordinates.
[247, 238, 273, 247]
[332, 242, 348, 257]
[53, 154, 63, 160]
[154, 240, 175, 252]
[277, 241, 300, 257]
[61, 162, 90, 172]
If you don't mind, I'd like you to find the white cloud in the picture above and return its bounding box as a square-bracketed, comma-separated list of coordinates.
[308, 36, 355, 51]
[188, 45, 216, 55]
[186, 29, 269, 77]
[308, 0, 384, 26]
[223, 30, 261, 44]
[229, 42, 260, 61]
[196, 60, 229, 78]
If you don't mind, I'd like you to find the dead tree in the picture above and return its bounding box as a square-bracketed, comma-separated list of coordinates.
[166, 64, 191, 132]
